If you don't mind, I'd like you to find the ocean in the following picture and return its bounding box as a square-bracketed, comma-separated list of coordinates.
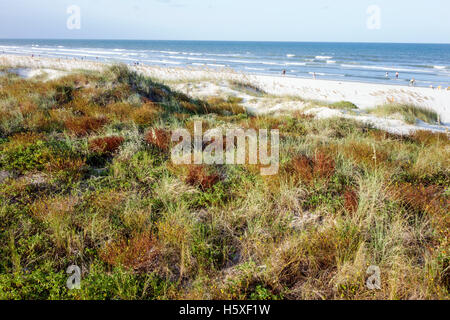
[1, 39, 449, 88]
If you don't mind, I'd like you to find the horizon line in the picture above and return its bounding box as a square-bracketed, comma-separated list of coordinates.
[1, 38, 450, 45]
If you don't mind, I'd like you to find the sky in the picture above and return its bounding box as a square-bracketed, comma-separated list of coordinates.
[0, 0, 449, 43]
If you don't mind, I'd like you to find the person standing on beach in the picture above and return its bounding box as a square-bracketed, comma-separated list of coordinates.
[396, 72, 399, 79]
[313, 72, 316, 80]
[410, 78, 416, 87]
[385, 72, 389, 78]
[282, 69, 286, 76]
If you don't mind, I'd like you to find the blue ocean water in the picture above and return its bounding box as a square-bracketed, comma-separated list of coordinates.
[1, 39, 449, 87]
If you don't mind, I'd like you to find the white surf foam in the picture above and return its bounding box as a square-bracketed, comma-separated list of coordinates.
[315, 56, 333, 60]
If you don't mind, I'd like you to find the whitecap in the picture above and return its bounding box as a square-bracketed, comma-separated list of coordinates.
[309, 72, 326, 76]
[340, 64, 433, 74]
[285, 62, 306, 66]
[315, 56, 333, 60]
[245, 67, 265, 71]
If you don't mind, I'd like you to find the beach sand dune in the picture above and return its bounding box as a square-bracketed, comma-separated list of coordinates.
[1, 54, 449, 135]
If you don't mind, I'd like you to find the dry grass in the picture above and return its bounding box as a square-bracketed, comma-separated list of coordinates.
[65, 116, 108, 137]
[368, 104, 439, 124]
[184, 165, 220, 191]
[389, 182, 448, 216]
[89, 136, 125, 154]
[411, 130, 450, 146]
[340, 140, 389, 169]
[100, 233, 161, 272]
[1, 65, 448, 300]
[289, 150, 335, 185]
[344, 188, 359, 214]
[131, 103, 160, 126]
[145, 128, 171, 151]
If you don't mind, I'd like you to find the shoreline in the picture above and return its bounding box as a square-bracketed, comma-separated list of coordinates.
[1, 54, 449, 133]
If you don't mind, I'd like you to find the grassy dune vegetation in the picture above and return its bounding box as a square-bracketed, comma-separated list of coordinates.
[368, 103, 440, 125]
[0, 65, 448, 300]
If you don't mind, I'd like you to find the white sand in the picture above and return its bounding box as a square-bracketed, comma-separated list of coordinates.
[1, 54, 449, 135]
[10, 67, 68, 80]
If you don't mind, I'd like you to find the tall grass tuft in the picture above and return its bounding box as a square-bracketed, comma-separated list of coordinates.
[368, 104, 439, 124]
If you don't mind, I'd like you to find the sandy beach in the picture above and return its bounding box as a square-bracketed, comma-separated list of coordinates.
[1, 54, 449, 135]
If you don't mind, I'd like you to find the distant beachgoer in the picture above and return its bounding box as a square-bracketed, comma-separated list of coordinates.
[430, 85, 434, 89]
[385, 72, 389, 78]
[409, 78, 416, 87]
[282, 69, 286, 76]
[396, 72, 399, 79]
[313, 72, 316, 80]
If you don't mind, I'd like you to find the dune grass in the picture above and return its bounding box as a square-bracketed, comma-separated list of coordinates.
[368, 103, 440, 125]
[229, 80, 267, 97]
[0, 65, 448, 300]
[328, 101, 358, 111]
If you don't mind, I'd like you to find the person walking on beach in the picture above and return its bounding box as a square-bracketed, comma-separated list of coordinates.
[313, 72, 316, 80]
[385, 72, 389, 78]
[282, 69, 286, 76]
[409, 78, 416, 87]
[396, 72, 399, 79]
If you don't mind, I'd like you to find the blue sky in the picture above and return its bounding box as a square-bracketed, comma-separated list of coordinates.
[1, 0, 449, 43]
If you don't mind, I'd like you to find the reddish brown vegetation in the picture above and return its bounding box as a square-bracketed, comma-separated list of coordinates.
[291, 155, 313, 182]
[184, 165, 220, 191]
[390, 182, 449, 248]
[145, 128, 171, 151]
[344, 188, 359, 214]
[100, 233, 160, 272]
[314, 151, 336, 180]
[390, 182, 448, 216]
[290, 150, 335, 184]
[411, 130, 450, 146]
[88, 136, 125, 154]
[65, 116, 108, 136]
